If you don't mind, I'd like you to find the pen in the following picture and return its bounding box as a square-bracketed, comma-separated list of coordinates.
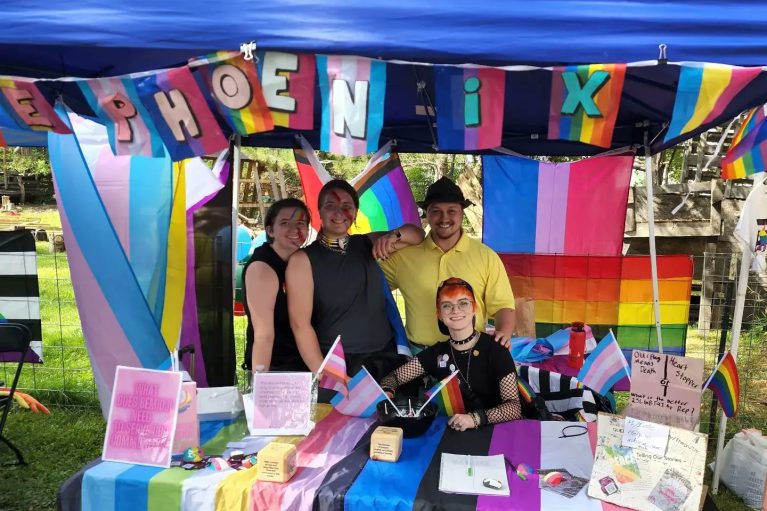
[467, 455, 473, 476]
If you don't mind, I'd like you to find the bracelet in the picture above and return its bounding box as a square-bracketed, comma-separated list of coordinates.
[392, 229, 402, 240]
[471, 412, 479, 429]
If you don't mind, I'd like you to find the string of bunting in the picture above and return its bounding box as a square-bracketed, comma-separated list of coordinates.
[0, 51, 763, 158]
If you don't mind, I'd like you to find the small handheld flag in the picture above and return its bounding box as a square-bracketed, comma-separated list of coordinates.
[703, 351, 740, 417]
[421, 371, 465, 416]
[317, 335, 349, 397]
[577, 330, 631, 396]
[330, 368, 387, 417]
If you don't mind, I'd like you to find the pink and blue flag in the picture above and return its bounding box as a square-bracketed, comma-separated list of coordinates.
[78, 77, 165, 157]
[330, 368, 387, 417]
[482, 154, 633, 255]
[435, 66, 505, 150]
[136, 66, 229, 161]
[318, 335, 349, 397]
[317, 55, 386, 156]
[577, 331, 631, 395]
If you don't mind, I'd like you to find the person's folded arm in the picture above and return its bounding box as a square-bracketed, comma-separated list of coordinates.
[286, 251, 325, 372]
[370, 223, 425, 259]
[476, 372, 523, 425]
[380, 357, 427, 396]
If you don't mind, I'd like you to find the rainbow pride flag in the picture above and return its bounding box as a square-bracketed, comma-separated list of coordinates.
[482, 154, 633, 256]
[704, 351, 740, 417]
[721, 106, 767, 179]
[435, 66, 505, 150]
[349, 142, 420, 233]
[502, 254, 693, 356]
[78, 77, 165, 157]
[425, 371, 465, 416]
[548, 64, 626, 148]
[317, 55, 386, 156]
[136, 66, 229, 161]
[665, 64, 762, 143]
[257, 51, 316, 129]
[197, 52, 274, 135]
[0, 78, 70, 133]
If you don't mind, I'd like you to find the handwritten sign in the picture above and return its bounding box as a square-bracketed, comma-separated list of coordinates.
[172, 381, 199, 454]
[627, 351, 704, 430]
[251, 372, 314, 436]
[102, 366, 182, 467]
[589, 413, 707, 511]
[622, 416, 670, 456]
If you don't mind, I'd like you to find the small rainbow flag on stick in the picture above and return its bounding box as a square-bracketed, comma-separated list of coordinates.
[419, 371, 465, 416]
[317, 335, 349, 397]
[665, 64, 762, 143]
[721, 106, 767, 179]
[703, 351, 740, 417]
[548, 64, 626, 148]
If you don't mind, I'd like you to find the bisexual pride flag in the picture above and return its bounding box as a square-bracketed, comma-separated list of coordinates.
[665, 63, 762, 143]
[548, 64, 626, 149]
[482, 153, 633, 255]
[78, 77, 165, 157]
[435, 66, 505, 150]
[317, 55, 386, 156]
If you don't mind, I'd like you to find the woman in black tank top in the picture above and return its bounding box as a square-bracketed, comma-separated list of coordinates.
[286, 179, 425, 378]
[243, 198, 310, 372]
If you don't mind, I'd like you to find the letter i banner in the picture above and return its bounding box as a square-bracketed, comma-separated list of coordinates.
[548, 64, 626, 148]
[78, 77, 166, 157]
[196, 52, 274, 135]
[434, 66, 506, 151]
[317, 55, 386, 156]
[136, 66, 229, 161]
[0, 78, 70, 133]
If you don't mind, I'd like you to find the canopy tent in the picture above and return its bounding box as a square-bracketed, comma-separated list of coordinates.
[5, 2, 767, 153]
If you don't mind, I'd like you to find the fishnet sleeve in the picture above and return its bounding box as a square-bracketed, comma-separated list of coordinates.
[379, 357, 427, 393]
[483, 371, 522, 424]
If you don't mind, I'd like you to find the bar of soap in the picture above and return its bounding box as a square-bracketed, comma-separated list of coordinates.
[256, 442, 297, 482]
[370, 426, 403, 462]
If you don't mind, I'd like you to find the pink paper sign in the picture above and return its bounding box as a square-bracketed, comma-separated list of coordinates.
[627, 351, 704, 430]
[172, 382, 199, 454]
[102, 366, 182, 467]
[251, 372, 314, 435]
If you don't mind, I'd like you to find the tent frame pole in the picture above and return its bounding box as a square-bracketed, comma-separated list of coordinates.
[711, 241, 751, 493]
[232, 136, 242, 293]
[644, 139, 664, 353]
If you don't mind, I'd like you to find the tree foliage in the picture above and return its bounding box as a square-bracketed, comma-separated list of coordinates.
[0, 147, 51, 176]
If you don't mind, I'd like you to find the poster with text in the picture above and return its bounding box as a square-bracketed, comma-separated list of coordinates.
[626, 350, 704, 430]
[102, 366, 182, 467]
[251, 372, 314, 436]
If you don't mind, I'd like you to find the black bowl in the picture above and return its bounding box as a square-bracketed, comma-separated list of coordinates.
[376, 398, 438, 438]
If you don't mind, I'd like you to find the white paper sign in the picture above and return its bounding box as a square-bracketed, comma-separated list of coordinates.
[250, 372, 315, 436]
[622, 417, 670, 456]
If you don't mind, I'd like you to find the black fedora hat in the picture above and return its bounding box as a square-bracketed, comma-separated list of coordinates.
[417, 176, 475, 210]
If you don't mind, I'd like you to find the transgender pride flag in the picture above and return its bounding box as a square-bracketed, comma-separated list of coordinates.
[317, 55, 386, 156]
[577, 331, 631, 395]
[482, 153, 633, 255]
[330, 368, 387, 417]
[435, 66, 505, 150]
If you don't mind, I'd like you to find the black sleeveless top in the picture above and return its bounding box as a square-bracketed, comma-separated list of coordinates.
[303, 235, 393, 355]
[242, 243, 307, 372]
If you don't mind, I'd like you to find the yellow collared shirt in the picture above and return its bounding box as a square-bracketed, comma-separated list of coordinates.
[380, 231, 515, 346]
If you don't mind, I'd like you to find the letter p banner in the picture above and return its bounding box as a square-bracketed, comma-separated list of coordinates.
[560, 70, 610, 118]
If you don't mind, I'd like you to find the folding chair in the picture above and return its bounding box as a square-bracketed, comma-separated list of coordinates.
[0, 323, 32, 465]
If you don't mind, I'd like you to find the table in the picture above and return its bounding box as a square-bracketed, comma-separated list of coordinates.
[59, 409, 716, 511]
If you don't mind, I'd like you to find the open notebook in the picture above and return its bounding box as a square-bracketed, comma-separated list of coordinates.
[439, 453, 510, 496]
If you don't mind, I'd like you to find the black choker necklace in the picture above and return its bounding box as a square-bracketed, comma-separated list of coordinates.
[319, 232, 350, 254]
[449, 331, 478, 346]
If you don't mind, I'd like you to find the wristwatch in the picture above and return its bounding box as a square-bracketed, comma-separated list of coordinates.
[392, 229, 402, 240]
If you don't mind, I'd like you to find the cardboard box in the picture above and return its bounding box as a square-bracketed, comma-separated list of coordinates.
[257, 442, 297, 483]
[370, 426, 403, 462]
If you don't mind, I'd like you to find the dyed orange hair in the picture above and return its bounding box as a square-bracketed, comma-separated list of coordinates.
[436, 277, 476, 309]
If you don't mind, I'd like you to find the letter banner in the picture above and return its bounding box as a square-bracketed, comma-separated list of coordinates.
[435, 66, 505, 150]
[197, 52, 274, 135]
[317, 55, 386, 156]
[548, 64, 626, 149]
[0, 77, 70, 133]
[78, 77, 166, 157]
[257, 51, 316, 129]
[136, 66, 229, 161]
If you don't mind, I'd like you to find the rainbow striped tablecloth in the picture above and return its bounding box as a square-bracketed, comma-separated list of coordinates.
[60, 411, 652, 511]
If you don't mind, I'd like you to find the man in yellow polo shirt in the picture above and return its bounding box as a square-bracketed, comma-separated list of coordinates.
[380, 177, 516, 349]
